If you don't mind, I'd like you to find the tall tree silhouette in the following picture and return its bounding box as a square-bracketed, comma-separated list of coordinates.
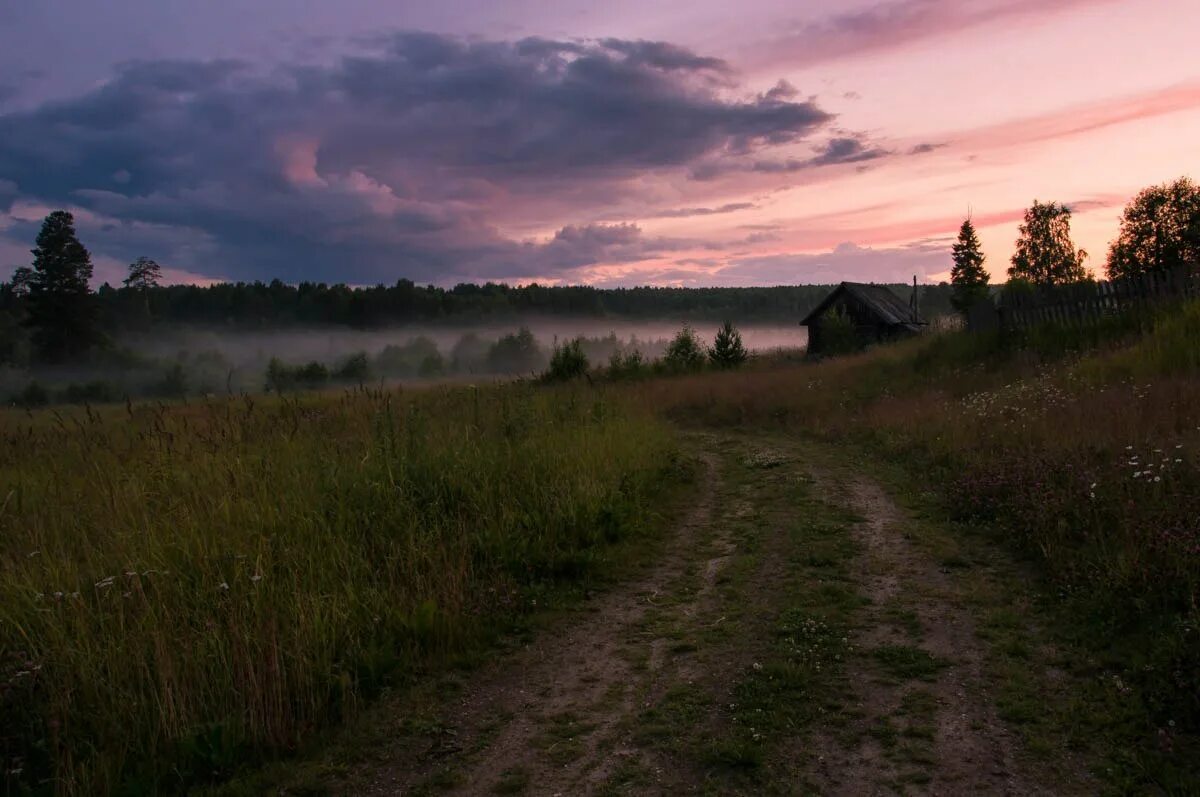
[1008, 200, 1088, 286]
[1107, 177, 1200, 280]
[949, 217, 990, 312]
[25, 211, 101, 361]
[123, 256, 163, 290]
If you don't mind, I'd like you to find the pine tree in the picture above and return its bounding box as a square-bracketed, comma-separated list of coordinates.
[123, 256, 163, 290]
[709, 320, 748, 368]
[25, 211, 101, 361]
[949, 218, 990, 313]
[1008, 200, 1088, 286]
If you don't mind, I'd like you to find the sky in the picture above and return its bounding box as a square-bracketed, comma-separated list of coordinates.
[1, 0, 1198, 288]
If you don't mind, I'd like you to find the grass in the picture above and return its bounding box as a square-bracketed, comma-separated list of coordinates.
[0, 383, 680, 795]
[627, 299, 1200, 788]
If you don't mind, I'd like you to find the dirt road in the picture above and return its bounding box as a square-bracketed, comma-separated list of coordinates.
[333, 433, 1083, 795]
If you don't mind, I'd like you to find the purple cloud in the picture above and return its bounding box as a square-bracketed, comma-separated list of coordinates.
[0, 33, 837, 284]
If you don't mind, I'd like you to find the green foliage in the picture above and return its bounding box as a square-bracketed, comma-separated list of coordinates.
[375, 337, 441, 378]
[486, 327, 543, 374]
[1008, 200, 1088, 286]
[708, 321, 748, 368]
[265, 359, 329, 392]
[647, 300, 1200, 783]
[417, 352, 445, 378]
[663, 326, 705, 371]
[544, 338, 589, 382]
[333, 352, 370, 383]
[0, 385, 675, 795]
[815, 305, 860, 356]
[1107, 177, 1200, 280]
[606, 349, 648, 380]
[949, 218, 991, 313]
[450, 333, 489, 373]
[24, 211, 102, 362]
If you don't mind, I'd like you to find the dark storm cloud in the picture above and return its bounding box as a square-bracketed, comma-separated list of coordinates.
[0, 33, 835, 283]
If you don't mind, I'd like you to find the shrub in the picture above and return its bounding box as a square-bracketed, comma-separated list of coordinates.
[333, 352, 371, 383]
[487, 327, 543, 374]
[814, 306, 859, 356]
[418, 352, 445, 378]
[544, 338, 589, 382]
[606, 349, 648, 380]
[153, 363, 188, 399]
[664, 326, 706, 371]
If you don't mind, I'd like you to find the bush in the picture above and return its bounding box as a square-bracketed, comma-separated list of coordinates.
[333, 352, 371, 383]
[375, 338, 441, 378]
[153, 363, 188, 399]
[663, 326, 706, 372]
[487, 327, 543, 374]
[814, 306, 860, 356]
[606, 349, 648, 380]
[418, 352, 445, 378]
[543, 338, 589, 382]
[265, 359, 329, 392]
[295, 362, 329, 387]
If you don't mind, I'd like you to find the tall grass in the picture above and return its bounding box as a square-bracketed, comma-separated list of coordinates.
[0, 384, 678, 795]
[629, 301, 1200, 748]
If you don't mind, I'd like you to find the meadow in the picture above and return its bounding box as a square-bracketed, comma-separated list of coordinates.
[4, 299, 1200, 794]
[634, 300, 1200, 775]
[0, 385, 679, 795]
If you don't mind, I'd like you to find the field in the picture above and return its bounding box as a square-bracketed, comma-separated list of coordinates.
[3, 300, 1200, 794]
[0, 386, 679, 794]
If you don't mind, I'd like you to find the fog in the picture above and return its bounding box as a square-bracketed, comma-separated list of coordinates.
[127, 319, 807, 366]
[3, 319, 808, 405]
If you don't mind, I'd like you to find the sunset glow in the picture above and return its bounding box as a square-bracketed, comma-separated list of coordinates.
[1, 0, 1198, 287]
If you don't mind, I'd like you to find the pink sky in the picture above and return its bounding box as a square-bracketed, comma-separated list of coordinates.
[1, 0, 1198, 286]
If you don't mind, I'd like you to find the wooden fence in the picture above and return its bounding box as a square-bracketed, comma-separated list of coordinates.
[966, 263, 1200, 333]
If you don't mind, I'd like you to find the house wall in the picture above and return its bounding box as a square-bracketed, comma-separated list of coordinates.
[806, 292, 912, 354]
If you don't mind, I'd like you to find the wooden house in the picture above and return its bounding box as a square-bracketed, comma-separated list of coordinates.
[801, 282, 925, 355]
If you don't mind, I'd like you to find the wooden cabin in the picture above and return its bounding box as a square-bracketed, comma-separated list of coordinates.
[801, 282, 925, 355]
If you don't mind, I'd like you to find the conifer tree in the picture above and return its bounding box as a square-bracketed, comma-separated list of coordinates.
[949, 217, 991, 313]
[25, 211, 101, 361]
[123, 256, 163, 290]
[708, 320, 748, 368]
[1008, 200, 1088, 286]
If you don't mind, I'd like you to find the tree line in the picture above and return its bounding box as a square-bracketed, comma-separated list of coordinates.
[0, 214, 957, 366]
[948, 176, 1200, 313]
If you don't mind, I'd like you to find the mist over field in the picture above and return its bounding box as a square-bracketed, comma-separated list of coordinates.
[0, 317, 809, 403]
[125, 320, 808, 368]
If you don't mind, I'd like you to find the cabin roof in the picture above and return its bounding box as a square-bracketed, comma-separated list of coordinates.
[800, 282, 923, 328]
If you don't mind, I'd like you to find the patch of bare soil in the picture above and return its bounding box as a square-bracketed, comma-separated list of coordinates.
[803, 469, 1067, 796]
[346, 447, 728, 796]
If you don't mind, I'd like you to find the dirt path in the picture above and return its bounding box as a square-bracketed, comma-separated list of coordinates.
[802, 466, 1063, 796]
[333, 434, 1079, 796]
